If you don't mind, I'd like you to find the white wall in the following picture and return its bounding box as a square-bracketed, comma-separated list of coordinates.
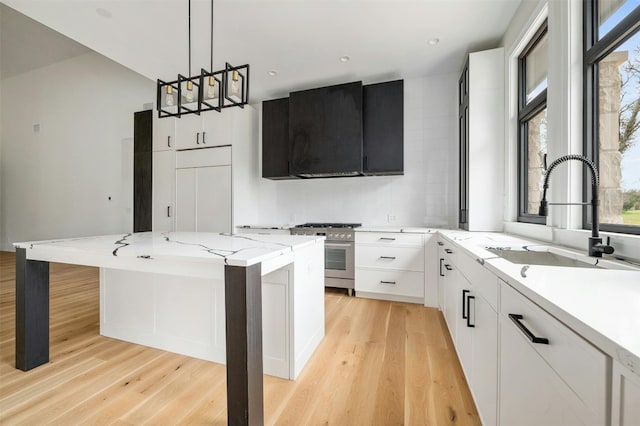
[257, 75, 458, 228]
[0, 52, 155, 250]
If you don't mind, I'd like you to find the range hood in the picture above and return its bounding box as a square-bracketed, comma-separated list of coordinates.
[288, 81, 364, 177]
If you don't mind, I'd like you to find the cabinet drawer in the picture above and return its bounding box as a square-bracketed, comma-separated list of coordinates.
[356, 232, 423, 247]
[176, 146, 231, 169]
[457, 250, 498, 310]
[500, 282, 607, 422]
[356, 269, 424, 298]
[356, 245, 424, 272]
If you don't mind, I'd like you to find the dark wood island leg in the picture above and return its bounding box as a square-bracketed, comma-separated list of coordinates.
[15, 247, 50, 371]
[224, 263, 264, 425]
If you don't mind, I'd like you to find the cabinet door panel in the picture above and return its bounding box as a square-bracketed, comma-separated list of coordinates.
[152, 151, 175, 232]
[455, 275, 472, 378]
[202, 109, 233, 147]
[153, 115, 175, 151]
[363, 80, 403, 175]
[500, 314, 590, 426]
[471, 295, 498, 426]
[262, 98, 291, 179]
[195, 166, 231, 233]
[176, 168, 196, 231]
[443, 268, 458, 342]
[175, 113, 203, 150]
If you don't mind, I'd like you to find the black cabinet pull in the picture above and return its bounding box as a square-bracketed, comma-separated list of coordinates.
[508, 314, 549, 344]
[167, 136, 171, 147]
[379, 256, 396, 260]
[196, 132, 200, 144]
[380, 280, 396, 285]
[467, 295, 475, 328]
[202, 131, 206, 144]
[167, 206, 171, 217]
[445, 249, 453, 254]
[379, 237, 396, 241]
[444, 264, 452, 271]
[462, 289, 470, 319]
[439, 258, 444, 276]
[437, 242, 444, 246]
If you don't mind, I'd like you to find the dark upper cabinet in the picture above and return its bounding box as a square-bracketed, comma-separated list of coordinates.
[289, 81, 363, 177]
[362, 80, 404, 175]
[262, 97, 293, 179]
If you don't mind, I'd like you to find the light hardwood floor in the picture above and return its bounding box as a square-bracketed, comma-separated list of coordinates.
[0, 251, 480, 425]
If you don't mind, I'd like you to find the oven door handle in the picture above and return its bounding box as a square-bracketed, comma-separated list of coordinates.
[324, 243, 353, 248]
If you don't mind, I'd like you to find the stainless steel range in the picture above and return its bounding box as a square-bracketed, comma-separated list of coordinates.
[290, 223, 361, 295]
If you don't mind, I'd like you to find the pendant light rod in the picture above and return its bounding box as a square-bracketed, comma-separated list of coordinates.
[188, 0, 192, 76]
[210, 0, 214, 70]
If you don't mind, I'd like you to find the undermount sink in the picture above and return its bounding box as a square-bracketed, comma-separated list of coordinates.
[487, 247, 612, 268]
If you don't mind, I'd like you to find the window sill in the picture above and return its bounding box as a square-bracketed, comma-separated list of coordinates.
[505, 221, 640, 263]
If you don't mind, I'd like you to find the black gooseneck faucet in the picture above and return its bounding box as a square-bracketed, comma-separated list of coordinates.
[538, 154, 614, 258]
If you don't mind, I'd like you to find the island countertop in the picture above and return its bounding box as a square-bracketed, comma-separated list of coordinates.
[13, 231, 325, 269]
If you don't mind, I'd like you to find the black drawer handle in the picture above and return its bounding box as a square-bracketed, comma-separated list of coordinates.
[437, 242, 444, 246]
[379, 237, 396, 241]
[167, 206, 171, 218]
[467, 295, 475, 328]
[379, 256, 396, 260]
[202, 131, 206, 144]
[462, 289, 470, 319]
[196, 132, 200, 144]
[167, 135, 172, 147]
[380, 280, 396, 285]
[508, 314, 549, 344]
[444, 264, 452, 271]
[439, 258, 444, 276]
[445, 249, 453, 254]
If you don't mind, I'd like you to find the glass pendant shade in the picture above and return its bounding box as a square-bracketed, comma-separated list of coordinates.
[178, 74, 200, 115]
[157, 79, 180, 118]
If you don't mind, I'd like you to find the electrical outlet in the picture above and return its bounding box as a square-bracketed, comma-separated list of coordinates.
[387, 214, 396, 223]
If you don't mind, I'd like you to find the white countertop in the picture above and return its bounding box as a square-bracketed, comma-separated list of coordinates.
[439, 229, 640, 376]
[14, 231, 324, 267]
[356, 226, 438, 233]
[237, 224, 295, 230]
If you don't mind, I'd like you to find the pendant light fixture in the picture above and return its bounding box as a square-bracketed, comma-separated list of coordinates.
[199, 0, 249, 113]
[157, 0, 249, 118]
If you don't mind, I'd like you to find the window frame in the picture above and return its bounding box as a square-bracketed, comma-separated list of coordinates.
[584, 0, 640, 235]
[517, 20, 549, 224]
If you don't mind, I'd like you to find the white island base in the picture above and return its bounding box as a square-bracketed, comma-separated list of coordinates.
[99, 240, 324, 380]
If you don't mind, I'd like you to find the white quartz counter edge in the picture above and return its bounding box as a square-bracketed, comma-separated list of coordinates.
[356, 226, 438, 233]
[14, 231, 325, 268]
[438, 229, 640, 377]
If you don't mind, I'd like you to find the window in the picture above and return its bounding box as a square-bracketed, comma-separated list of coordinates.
[518, 21, 549, 224]
[585, 0, 640, 234]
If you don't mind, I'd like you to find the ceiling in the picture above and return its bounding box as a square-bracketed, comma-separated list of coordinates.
[1, 0, 525, 102]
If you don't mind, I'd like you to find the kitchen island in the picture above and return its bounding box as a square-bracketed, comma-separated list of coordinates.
[14, 231, 325, 425]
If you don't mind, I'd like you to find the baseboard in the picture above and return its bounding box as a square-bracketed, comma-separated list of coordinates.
[355, 291, 424, 304]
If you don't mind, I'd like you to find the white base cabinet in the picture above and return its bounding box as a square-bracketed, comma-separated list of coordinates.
[355, 231, 425, 304]
[499, 281, 607, 426]
[448, 244, 498, 426]
[611, 360, 640, 426]
[100, 238, 325, 380]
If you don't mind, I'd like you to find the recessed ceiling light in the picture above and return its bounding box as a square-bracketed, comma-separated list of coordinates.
[96, 8, 112, 19]
[267, 70, 278, 76]
[339, 55, 351, 63]
[427, 38, 440, 46]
